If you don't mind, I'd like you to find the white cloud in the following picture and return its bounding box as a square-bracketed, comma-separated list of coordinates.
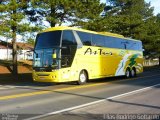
[148, 0, 160, 15]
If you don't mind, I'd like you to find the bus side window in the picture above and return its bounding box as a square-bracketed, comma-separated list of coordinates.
[61, 30, 77, 68]
[92, 34, 105, 47]
[62, 30, 76, 46]
[77, 31, 92, 46]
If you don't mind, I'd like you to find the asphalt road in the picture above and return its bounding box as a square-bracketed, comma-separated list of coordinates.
[0, 66, 160, 120]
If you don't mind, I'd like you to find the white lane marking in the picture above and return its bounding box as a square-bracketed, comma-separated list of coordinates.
[25, 99, 105, 120]
[107, 83, 160, 100]
[1, 85, 31, 88]
[0, 85, 32, 90]
[0, 85, 15, 90]
[25, 83, 160, 120]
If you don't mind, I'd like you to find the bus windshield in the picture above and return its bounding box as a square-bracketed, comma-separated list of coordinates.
[33, 48, 60, 70]
[35, 31, 62, 49]
[33, 31, 62, 71]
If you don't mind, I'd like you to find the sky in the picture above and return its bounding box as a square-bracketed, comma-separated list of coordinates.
[100, 0, 160, 15]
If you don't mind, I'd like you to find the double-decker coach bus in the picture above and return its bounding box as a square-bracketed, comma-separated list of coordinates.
[32, 26, 143, 84]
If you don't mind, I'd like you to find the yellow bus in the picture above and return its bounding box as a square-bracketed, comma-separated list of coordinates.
[32, 26, 143, 84]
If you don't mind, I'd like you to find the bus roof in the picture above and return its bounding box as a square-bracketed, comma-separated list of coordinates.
[41, 26, 141, 42]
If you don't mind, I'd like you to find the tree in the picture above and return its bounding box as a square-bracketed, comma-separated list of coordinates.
[71, 0, 105, 31]
[102, 0, 160, 65]
[29, 0, 105, 28]
[144, 14, 160, 65]
[0, 0, 40, 77]
[155, 14, 160, 66]
[27, 38, 35, 45]
[104, 0, 154, 37]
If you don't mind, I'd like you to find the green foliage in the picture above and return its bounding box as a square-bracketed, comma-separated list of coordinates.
[0, 0, 42, 75]
[0, 0, 41, 38]
[101, 0, 160, 59]
[143, 15, 160, 58]
[30, 0, 105, 28]
[72, 0, 105, 31]
[27, 38, 35, 45]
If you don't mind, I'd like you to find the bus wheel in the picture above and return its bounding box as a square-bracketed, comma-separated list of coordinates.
[78, 70, 88, 85]
[125, 68, 131, 78]
[131, 68, 136, 77]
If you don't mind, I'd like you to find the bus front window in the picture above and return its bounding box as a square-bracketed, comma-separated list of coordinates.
[33, 31, 62, 71]
[33, 49, 60, 71]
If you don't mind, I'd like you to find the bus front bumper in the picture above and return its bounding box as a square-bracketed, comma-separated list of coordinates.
[32, 71, 60, 83]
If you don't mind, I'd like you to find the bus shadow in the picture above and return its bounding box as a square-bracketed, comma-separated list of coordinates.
[0, 73, 55, 87]
[87, 66, 160, 89]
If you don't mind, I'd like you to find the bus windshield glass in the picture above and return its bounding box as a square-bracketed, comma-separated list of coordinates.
[35, 31, 62, 49]
[33, 48, 60, 69]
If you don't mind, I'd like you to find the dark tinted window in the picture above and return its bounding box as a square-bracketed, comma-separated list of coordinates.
[77, 31, 142, 51]
[92, 34, 105, 47]
[116, 38, 126, 49]
[126, 40, 135, 50]
[105, 36, 124, 49]
[119, 39, 129, 49]
[126, 40, 142, 50]
[61, 30, 77, 68]
[62, 30, 77, 46]
[138, 41, 143, 51]
[105, 36, 116, 48]
[35, 31, 61, 49]
[77, 31, 91, 45]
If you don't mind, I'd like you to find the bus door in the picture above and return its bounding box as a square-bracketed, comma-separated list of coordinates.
[61, 30, 77, 81]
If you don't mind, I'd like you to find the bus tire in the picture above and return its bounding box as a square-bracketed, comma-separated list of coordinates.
[125, 68, 131, 78]
[77, 70, 88, 85]
[131, 68, 136, 77]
